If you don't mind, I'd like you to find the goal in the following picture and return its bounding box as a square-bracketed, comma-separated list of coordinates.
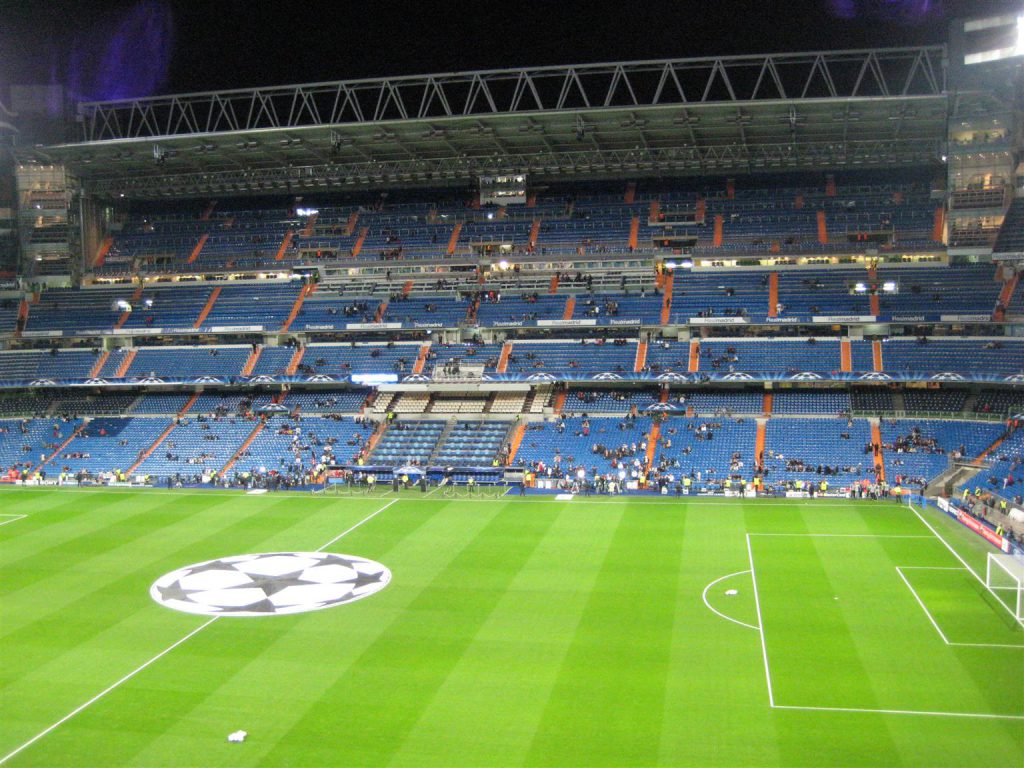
[985, 553, 1024, 624]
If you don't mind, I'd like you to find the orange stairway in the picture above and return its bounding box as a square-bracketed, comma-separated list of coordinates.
[825, 175, 836, 196]
[114, 349, 137, 378]
[374, 301, 388, 322]
[88, 351, 110, 379]
[94, 236, 114, 268]
[549, 274, 559, 294]
[178, 392, 200, 416]
[528, 218, 541, 248]
[755, 421, 767, 467]
[193, 286, 221, 329]
[994, 273, 1019, 321]
[241, 346, 262, 376]
[562, 295, 575, 320]
[688, 340, 700, 372]
[870, 293, 880, 316]
[506, 423, 527, 465]
[352, 226, 369, 257]
[762, 393, 773, 416]
[840, 339, 852, 372]
[126, 421, 177, 476]
[624, 181, 636, 203]
[977, 433, 1008, 462]
[285, 346, 305, 375]
[446, 222, 463, 255]
[627, 216, 640, 250]
[634, 340, 647, 372]
[553, 391, 567, 414]
[726, 178, 735, 199]
[644, 423, 661, 468]
[767, 272, 779, 317]
[932, 207, 945, 242]
[526, 192, 538, 208]
[302, 213, 318, 237]
[649, 200, 661, 222]
[281, 284, 312, 332]
[713, 215, 724, 246]
[660, 272, 674, 324]
[816, 211, 828, 244]
[412, 343, 430, 374]
[200, 201, 217, 220]
[871, 422, 886, 481]
[402, 280, 414, 297]
[274, 230, 295, 261]
[35, 425, 84, 472]
[872, 341, 883, 372]
[186, 233, 209, 264]
[114, 291, 141, 330]
[344, 211, 359, 236]
[496, 341, 513, 373]
[15, 299, 28, 337]
[220, 422, 265, 476]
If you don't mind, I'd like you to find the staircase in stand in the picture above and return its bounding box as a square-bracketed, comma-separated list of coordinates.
[281, 284, 313, 332]
[126, 421, 178, 476]
[644, 422, 661, 468]
[767, 272, 779, 318]
[88, 351, 110, 378]
[412, 343, 431, 375]
[688, 340, 700, 372]
[506, 423, 527, 465]
[496, 341, 513, 374]
[634, 340, 647, 372]
[193, 287, 222, 330]
[872, 341, 884, 372]
[446, 222, 463, 255]
[94, 236, 114, 268]
[186, 233, 209, 265]
[274, 230, 295, 261]
[562, 295, 576, 320]
[114, 349, 137, 378]
[660, 273, 674, 325]
[870, 420, 885, 482]
[284, 346, 305, 375]
[35, 424, 86, 472]
[352, 227, 369, 257]
[840, 339, 852, 372]
[220, 422, 265, 476]
[755, 420, 767, 468]
[241, 346, 262, 376]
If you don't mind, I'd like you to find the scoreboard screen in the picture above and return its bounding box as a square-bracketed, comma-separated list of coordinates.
[480, 174, 527, 206]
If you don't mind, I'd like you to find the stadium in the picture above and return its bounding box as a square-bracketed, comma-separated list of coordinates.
[1, 2, 1023, 765]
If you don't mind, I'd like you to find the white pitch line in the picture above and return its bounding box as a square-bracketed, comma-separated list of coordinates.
[701, 570, 759, 631]
[748, 533, 932, 538]
[746, 534, 775, 707]
[0, 617, 218, 766]
[772, 703, 1024, 721]
[908, 504, 1024, 627]
[0, 497, 398, 766]
[895, 567, 951, 645]
[0, 514, 26, 527]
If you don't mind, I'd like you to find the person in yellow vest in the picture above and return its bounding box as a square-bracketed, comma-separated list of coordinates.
[795, 480, 803, 492]
[366, 473, 376, 494]
[401, 473, 409, 488]
[467, 476, 476, 493]
[723, 478, 732, 494]
[961, 488, 969, 502]
[999, 498, 1008, 514]
[683, 476, 692, 494]
[820, 480, 827, 494]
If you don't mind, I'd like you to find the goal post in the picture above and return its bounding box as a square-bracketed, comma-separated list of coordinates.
[985, 553, 1024, 623]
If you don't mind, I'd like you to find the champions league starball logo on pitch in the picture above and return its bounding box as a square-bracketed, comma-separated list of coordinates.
[150, 552, 391, 617]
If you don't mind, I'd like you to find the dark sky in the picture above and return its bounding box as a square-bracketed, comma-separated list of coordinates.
[1, 0, 1021, 100]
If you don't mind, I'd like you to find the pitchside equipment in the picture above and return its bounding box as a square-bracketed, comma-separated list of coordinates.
[985, 553, 1024, 624]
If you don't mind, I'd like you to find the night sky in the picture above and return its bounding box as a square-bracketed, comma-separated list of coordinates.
[0, 0, 1020, 102]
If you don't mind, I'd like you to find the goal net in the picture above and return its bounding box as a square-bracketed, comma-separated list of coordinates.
[985, 553, 1024, 624]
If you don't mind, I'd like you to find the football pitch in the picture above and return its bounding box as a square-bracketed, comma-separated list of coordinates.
[1, 487, 1022, 767]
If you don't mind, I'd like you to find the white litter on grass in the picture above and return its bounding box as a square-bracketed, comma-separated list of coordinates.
[724, 589, 738, 596]
[554, 494, 575, 501]
[246, 489, 268, 495]
[228, 730, 247, 743]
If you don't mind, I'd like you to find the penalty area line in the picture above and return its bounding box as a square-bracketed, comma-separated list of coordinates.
[701, 570, 759, 631]
[772, 703, 1024, 721]
[0, 514, 26, 527]
[0, 497, 398, 766]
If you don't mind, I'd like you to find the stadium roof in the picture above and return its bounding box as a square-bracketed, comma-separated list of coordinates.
[35, 46, 955, 198]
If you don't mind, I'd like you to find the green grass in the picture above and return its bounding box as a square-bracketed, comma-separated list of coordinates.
[1, 487, 1022, 767]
